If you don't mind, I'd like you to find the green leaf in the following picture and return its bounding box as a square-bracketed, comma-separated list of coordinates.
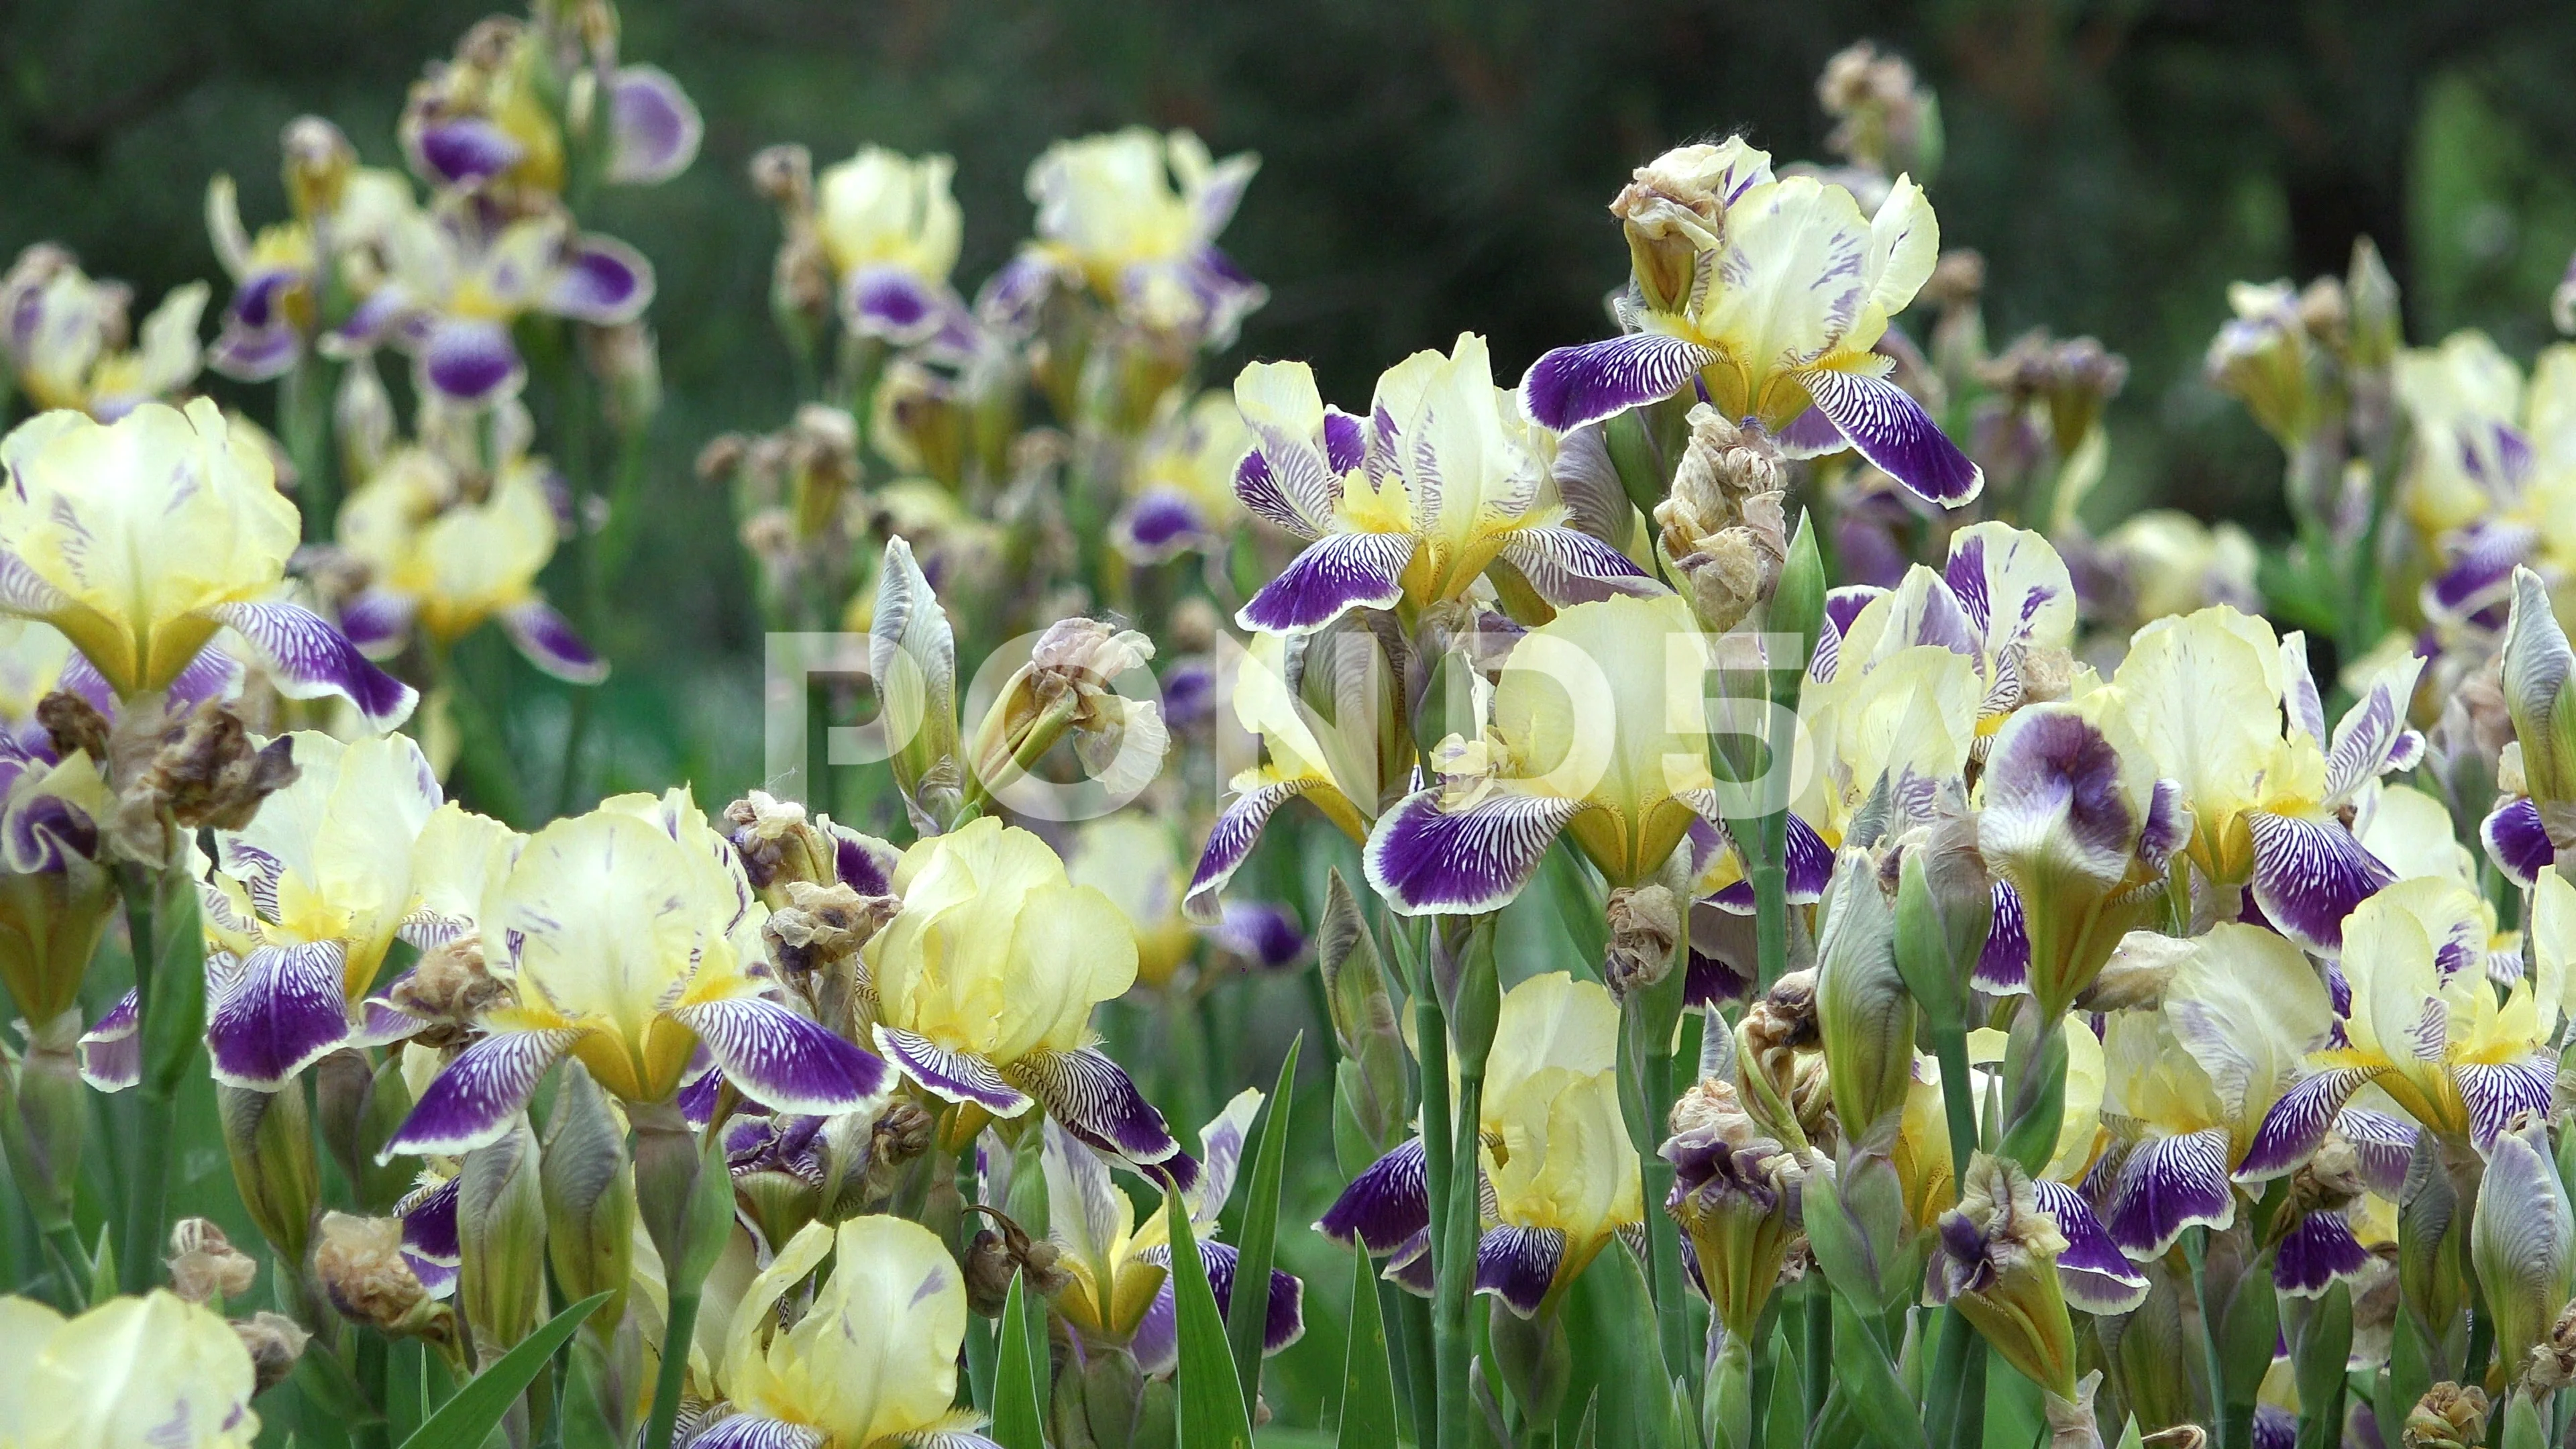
[86, 1222, 115, 1304]
[1227, 1034, 1301, 1416]
[1760, 1327, 1801, 1449]
[1163, 1173, 1254, 1449]
[1558, 1240, 1672, 1448]
[1336, 1248, 1400, 1449]
[2292, 1285, 2354, 1449]
[1831, 1293, 1928, 1449]
[1570, 1391, 1601, 1449]
[394, 1291, 610, 1449]
[2502, 1389, 2547, 1449]
[992, 1269, 1047, 1449]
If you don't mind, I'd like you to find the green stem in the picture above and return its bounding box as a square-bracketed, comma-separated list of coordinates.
[1928, 1023, 1978, 1189]
[281, 354, 334, 542]
[114, 858, 170, 1287]
[641, 1285, 699, 1449]
[1438, 1072, 1482, 1449]
[431, 641, 527, 826]
[1415, 958, 1463, 1449]
[1803, 1279, 1830, 1426]
[41, 1223, 89, 1309]
[1395, 1284, 1438, 1449]
[2186, 1228, 2229, 1448]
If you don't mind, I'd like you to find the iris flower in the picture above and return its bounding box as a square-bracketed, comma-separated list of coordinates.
[0, 741, 112, 1034]
[1364, 591, 1714, 915]
[1228, 337, 1652, 635]
[399, 19, 700, 197]
[2483, 568, 2576, 885]
[2084, 606, 2420, 952]
[1184, 625, 1406, 919]
[0, 1290, 260, 1448]
[2093, 922, 2412, 1294]
[203, 122, 423, 382]
[1891, 1020, 2147, 1313]
[328, 205, 653, 408]
[2390, 330, 2576, 629]
[862, 816, 1184, 1179]
[386, 789, 892, 1157]
[2238, 873, 2571, 1181]
[688, 1214, 1000, 1449]
[1520, 138, 1980, 506]
[1046, 1094, 1304, 1373]
[814, 146, 979, 356]
[1014, 127, 1264, 345]
[1112, 391, 1254, 564]
[0, 400, 415, 729]
[333, 429, 603, 683]
[1321, 973, 1643, 1314]
[0, 246, 206, 421]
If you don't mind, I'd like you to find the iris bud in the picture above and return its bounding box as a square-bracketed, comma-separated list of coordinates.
[2474, 1115, 2575, 1390]
[1812, 850, 1909, 1142]
[541, 1063, 635, 1328]
[458, 1117, 549, 1360]
[217, 1083, 319, 1269]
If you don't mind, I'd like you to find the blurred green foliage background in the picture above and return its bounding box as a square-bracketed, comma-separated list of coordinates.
[5, 0, 2576, 800]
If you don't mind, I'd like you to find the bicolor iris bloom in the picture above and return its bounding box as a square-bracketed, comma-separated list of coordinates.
[1521, 138, 1981, 505]
[1228, 337, 1652, 635]
[2094, 922, 2412, 1294]
[816, 146, 977, 356]
[862, 816, 1184, 1179]
[2392, 330, 2576, 627]
[0, 400, 415, 729]
[0, 741, 112, 1032]
[0, 1289, 260, 1448]
[400, 21, 700, 197]
[0, 246, 205, 420]
[334, 434, 604, 683]
[1112, 390, 1254, 564]
[2084, 606, 2419, 952]
[1045, 1095, 1305, 1374]
[203, 127, 425, 382]
[2238, 873, 2572, 1180]
[386, 788, 892, 1157]
[1321, 973, 1642, 1314]
[1363, 591, 1715, 915]
[690, 1214, 999, 1449]
[1018, 127, 1264, 345]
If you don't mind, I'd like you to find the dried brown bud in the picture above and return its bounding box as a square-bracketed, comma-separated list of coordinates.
[1921, 250, 1986, 309]
[108, 700, 299, 860]
[232, 1311, 312, 1393]
[1603, 884, 1680, 999]
[1656, 405, 1789, 633]
[962, 1209, 1071, 1318]
[1169, 596, 1222, 655]
[36, 690, 109, 764]
[2400, 1383, 2488, 1449]
[2140, 1427, 2208, 1449]
[860, 1099, 938, 1203]
[748, 144, 814, 213]
[696, 433, 751, 484]
[1741, 969, 1819, 1076]
[2523, 1299, 2576, 1396]
[767, 879, 896, 959]
[167, 1218, 259, 1305]
[389, 934, 507, 1049]
[314, 1212, 445, 1338]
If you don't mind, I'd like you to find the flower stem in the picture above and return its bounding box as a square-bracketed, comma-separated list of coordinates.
[113, 853, 186, 1288]
[1438, 1071, 1483, 1449]
[641, 1283, 700, 1449]
[1414, 957, 1463, 1449]
[2186, 1226, 2229, 1449]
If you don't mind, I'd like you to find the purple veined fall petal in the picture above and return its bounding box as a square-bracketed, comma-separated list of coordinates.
[205, 941, 354, 1091]
[1793, 366, 1983, 506]
[207, 305, 303, 383]
[203, 600, 419, 731]
[1184, 775, 1342, 923]
[337, 588, 418, 659]
[1363, 787, 1587, 918]
[604, 65, 704, 185]
[684, 1417, 826, 1449]
[545, 233, 655, 325]
[1495, 526, 1659, 607]
[1111, 488, 1214, 564]
[2334, 1108, 2418, 1198]
[1703, 812, 1835, 913]
[1973, 878, 2030, 994]
[1518, 333, 1715, 433]
[2031, 1177, 2150, 1313]
[677, 1064, 723, 1129]
[417, 316, 527, 406]
[1772, 400, 1851, 458]
[2482, 796, 2553, 888]
[76, 989, 140, 1091]
[869, 1025, 1032, 1117]
[381, 1027, 586, 1160]
[841, 265, 967, 347]
[396, 1173, 462, 1297]
[1317, 1136, 1429, 1255]
[669, 996, 891, 1116]
[499, 599, 608, 685]
[325, 282, 423, 357]
[1132, 1240, 1305, 1377]
[1212, 900, 1307, 969]
[354, 997, 426, 1050]
[1809, 585, 1888, 684]
[1384, 1229, 1436, 1295]
[2245, 812, 2395, 955]
[2236, 1067, 2383, 1183]
[2272, 1210, 2373, 1298]
[2421, 520, 2536, 623]
[1474, 1224, 1566, 1318]
[1011, 1046, 1189, 1187]
[413, 118, 525, 186]
[1234, 531, 1415, 635]
[1232, 428, 1339, 540]
[0, 549, 74, 619]
[2323, 656, 2428, 804]
[2457, 1057, 2558, 1148]
[2104, 1126, 2236, 1259]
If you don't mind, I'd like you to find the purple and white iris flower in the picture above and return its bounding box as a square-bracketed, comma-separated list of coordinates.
[0, 400, 415, 731]
[861, 816, 1187, 1183]
[1520, 138, 1981, 507]
[1226, 336, 1655, 637]
[383, 788, 891, 1160]
[1014, 127, 1265, 348]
